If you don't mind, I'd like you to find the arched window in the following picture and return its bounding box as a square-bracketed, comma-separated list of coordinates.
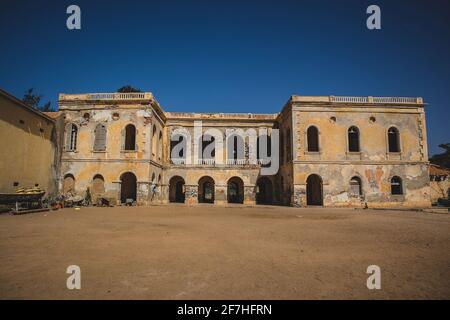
[200, 135, 215, 160]
[350, 176, 362, 196]
[227, 135, 244, 162]
[158, 131, 163, 160]
[93, 124, 107, 151]
[348, 126, 360, 152]
[388, 127, 400, 152]
[65, 124, 78, 151]
[124, 124, 136, 151]
[391, 176, 403, 195]
[307, 126, 319, 152]
[151, 125, 157, 158]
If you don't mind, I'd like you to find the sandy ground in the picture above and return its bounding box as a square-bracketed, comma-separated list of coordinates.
[0, 204, 449, 300]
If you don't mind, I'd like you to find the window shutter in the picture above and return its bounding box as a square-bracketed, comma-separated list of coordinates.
[64, 123, 72, 151]
[94, 124, 107, 151]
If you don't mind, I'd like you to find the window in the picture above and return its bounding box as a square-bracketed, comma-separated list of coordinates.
[348, 126, 360, 152]
[93, 124, 107, 151]
[124, 124, 136, 151]
[201, 135, 215, 160]
[388, 127, 400, 152]
[65, 124, 78, 151]
[391, 176, 403, 195]
[158, 131, 163, 160]
[350, 176, 362, 196]
[307, 126, 319, 152]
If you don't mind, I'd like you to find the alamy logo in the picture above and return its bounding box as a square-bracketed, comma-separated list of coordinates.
[66, 5, 81, 30]
[366, 5, 381, 30]
[170, 121, 280, 175]
[366, 265, 381, 290]
[66, 265, 81, 290]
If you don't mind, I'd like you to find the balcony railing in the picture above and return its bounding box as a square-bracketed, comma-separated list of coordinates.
[59, 92, 151, 101]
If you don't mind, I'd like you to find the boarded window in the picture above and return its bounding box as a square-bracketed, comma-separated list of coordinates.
[388, 127, 400, 152]
[63, 174, 75, 194]
[92, 174, 105, 196]
[307, 126, 319, 152]
[348, 126, 360, 152]
[124, 124, 136, 150]
[286, 129, 291, 161]
[65, 124, 78, 151]
[391, 176, 403, 195]
[158, 131, 163, 160]
[93, 124, 107, 151]
[350, 176, 362, 196]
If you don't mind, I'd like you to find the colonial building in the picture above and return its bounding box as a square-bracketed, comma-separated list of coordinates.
[57, 92, 431, 208]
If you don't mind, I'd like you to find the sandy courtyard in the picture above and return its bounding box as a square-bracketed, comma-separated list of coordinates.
[0, 205, 449, 299]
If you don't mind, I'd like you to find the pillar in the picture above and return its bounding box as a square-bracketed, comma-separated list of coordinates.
[243, 185, 256, 205]
[185, 184, 198, 205]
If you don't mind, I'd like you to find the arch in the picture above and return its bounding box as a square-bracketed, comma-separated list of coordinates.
[120, 172, 137, 203]
[63, 174, 75, 194]
[93, 124, 107, 151]
[65, 123, 78, 151]
[348, 126, 360, 152]
[198, 176, 215, 203]
[256, 177, 273, 204]
[169, 176, 185, 203]
[227, 134, 245, 162]
[170, 134, 186, 161]
[92, 174, 105, 199]
[391, 176, 403, 195]
[306, 174, 323, 206]
[124, 124, 136, 151]
[200, 134, 216, 161]
[307, 126, 319, 152]
[349, 176, 362, 196]
[227, 176, 244, 204]
[388, 127, 401, 152]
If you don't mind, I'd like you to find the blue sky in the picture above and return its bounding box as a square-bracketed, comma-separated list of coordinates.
[0, 0, 448, 155]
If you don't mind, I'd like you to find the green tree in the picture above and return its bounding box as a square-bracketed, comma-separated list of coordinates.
[22, 88, 53, 112]
[117, 85, 142, 93]
[430, 143, 450, 168]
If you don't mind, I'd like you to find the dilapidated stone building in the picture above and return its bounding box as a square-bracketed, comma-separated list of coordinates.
[57, 92, 431, 208]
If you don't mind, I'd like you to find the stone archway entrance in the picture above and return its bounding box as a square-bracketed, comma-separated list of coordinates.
[169, 176, 185, 203]
[198, 176, 215, 203]
[306, 174, 323, 206]
[227, 176, 244, 204]
[120, 172, 137, 204]
[256, 177, 273, 204]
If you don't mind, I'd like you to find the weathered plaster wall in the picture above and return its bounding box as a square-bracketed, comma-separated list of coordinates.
[0, 94, 58, 195]
[290, 103, 431, 208]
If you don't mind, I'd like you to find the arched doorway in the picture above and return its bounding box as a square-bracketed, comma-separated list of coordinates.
[92, 174, 105, 201]
[120, 172, 137, 204]
[198, 176, 215, 203]
[63, 174, 75, 195]
[256, 177, 273, 204]
[169, 176, 185, 203]
[306, 174, 323, 206]
[227, 176, 244, 204]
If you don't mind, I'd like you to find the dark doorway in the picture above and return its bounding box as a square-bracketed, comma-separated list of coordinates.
[198, 176, 215, 203]
[227, 177, 244, 203]
[256, 177, 273, 204]
[120, 172, 137, 203]
[169, 176, 185, 203]
[306, 174, 323, 206]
